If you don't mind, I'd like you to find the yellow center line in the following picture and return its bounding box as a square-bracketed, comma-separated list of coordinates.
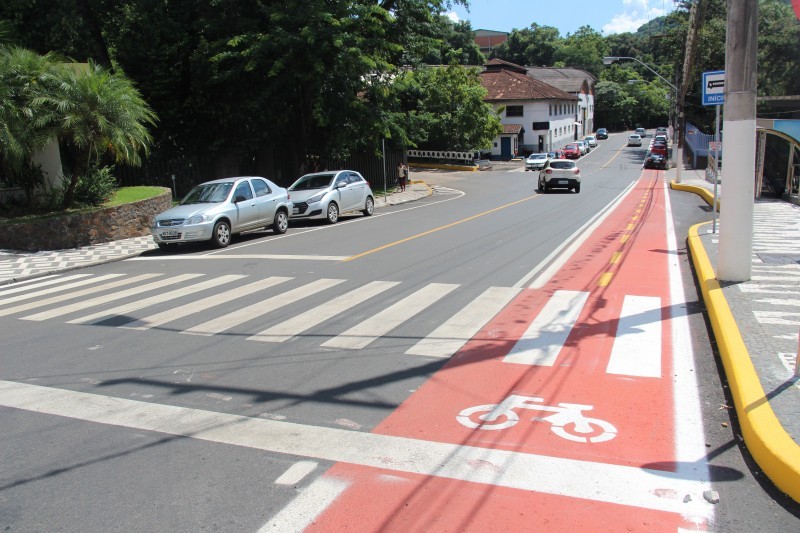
[627, 223, 635, 231]
[598, 272, 614, 286]
[610, 251, 623, 264]
[344, 194, 541, 262]
[621, 234, 631, 244]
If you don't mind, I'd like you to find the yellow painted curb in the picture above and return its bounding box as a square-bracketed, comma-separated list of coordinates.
[688, 221, 800, 502]
[670, 180, 719, 211]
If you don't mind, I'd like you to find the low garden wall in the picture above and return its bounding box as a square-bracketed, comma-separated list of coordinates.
[0, 188, 172, 252]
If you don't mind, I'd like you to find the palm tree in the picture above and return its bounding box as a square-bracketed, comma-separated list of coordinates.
[0, 46, 63, 204]
[37, 61, 157, 208]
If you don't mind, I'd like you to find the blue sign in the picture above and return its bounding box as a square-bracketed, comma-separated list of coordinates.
[702, 71, 725, 106]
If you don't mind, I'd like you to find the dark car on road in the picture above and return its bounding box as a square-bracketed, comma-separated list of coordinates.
[596, 128, 608, 139]
[644, 153, 667, 170]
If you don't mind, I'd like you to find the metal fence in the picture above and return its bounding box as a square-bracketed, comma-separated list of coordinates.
[115, 148, 404, 199]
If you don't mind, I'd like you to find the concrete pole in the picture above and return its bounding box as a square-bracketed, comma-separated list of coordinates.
[717, 0, 758, 282]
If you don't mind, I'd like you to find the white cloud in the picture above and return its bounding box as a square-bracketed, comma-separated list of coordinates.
[445, 11, 461, 23]
[602, 0, 672, 35]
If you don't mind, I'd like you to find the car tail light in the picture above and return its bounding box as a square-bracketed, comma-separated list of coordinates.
[574, 168, 580, 174]
[545, 169, 552, 174]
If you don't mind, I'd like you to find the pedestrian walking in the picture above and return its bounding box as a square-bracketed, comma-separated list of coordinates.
[397, 162, 406, 192]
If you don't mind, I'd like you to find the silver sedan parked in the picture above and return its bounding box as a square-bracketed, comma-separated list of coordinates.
[288, 170, 374, 224]
[151, 176, 292, 249]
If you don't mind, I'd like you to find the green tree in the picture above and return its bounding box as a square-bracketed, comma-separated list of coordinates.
[491, 23, 563, 66]
[389, 63, 501, 151]
[552, 26, 607, 77]
[0, 46, 63, 204]
[594, 81, 637, 130]
[36, 61, 157, 207]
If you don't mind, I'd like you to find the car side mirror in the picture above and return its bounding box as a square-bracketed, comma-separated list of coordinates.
[337, 182, 347, 189]
[235, 195, 247, 203]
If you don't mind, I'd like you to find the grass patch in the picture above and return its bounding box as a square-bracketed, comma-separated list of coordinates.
[104, 186, 169, 206]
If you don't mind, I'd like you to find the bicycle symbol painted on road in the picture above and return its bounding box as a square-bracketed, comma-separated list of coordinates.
[457, 394, 617, 443]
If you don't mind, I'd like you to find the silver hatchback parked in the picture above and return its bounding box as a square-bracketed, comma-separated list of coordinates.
[151, 176, 292, 249]
[289, 170, 374, 224]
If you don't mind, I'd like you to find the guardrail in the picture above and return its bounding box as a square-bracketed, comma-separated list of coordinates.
[408, 150, 476, 164]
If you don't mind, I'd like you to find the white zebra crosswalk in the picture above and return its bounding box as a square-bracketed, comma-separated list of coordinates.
[0, 272, 664, 373]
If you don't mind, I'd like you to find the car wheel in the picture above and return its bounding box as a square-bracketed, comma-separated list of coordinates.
[362, 196, 374, 216]
[211, 220, 231, 248]
[538, 178, 544, 192]
[272, 209, 288, 234]
[326, 202, 339, 224]
[575, 184, 581, 193]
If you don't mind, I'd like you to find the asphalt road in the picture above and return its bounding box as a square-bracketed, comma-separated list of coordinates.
[1, 134, 799, 531]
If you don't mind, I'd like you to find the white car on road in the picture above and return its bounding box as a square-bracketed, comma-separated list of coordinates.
[289, 170, 375, 224]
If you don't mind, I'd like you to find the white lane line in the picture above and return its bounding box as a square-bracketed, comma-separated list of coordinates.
[259, 476, 349, 532]
[0, 274, 160, 318]
[0, 274, 120, 305]
[606, 295, 663, 378]
[67, 275, 247, 325]
[123, 277, 293, 331]
[754, 298, 800, 307]
[130, 254, 348, 261]
[20, 274, 203, 321]
[503, 290, 589, 366]
[184, 278, 345, 337]
[249, 281, 400, 343]
[0, 274, 89, 298]
[321, 283, 458, 350]
[753, 311, 800, 326]
[664, 180, 714, 504]
[274, 461, 319, 486]
[0, 380, 713, 518]
[406, 286, 521, 358]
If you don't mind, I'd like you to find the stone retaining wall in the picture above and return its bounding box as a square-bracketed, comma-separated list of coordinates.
[0, 188, 172, 251]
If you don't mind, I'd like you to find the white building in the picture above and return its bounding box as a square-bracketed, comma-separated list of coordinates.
[480, 59, 581, 158]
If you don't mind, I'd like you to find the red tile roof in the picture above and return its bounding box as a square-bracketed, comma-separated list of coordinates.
[481, 64, 578, 102]
[502, 123, 523, 134]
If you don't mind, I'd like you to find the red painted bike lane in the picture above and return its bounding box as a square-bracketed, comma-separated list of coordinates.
[300, 174, 712, 531]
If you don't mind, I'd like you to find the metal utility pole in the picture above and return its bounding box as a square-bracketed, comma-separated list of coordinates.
[718, 0, 759, 282]
[675, 0, 704, 183]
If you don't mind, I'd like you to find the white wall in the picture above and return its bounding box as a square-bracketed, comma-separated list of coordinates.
[491, 99, 579, 156]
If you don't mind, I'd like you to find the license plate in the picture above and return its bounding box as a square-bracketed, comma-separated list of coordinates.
[558, 180, 568, 184]
[292, 208, 299, 214]
[161, 230, 179, 237]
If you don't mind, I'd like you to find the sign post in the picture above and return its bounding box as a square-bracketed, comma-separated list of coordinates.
[702, 70, 725, 233]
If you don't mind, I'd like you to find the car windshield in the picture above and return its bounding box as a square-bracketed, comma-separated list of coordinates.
[528, 154, 547, 160]
[181, 182, 233, 204]
[290, 173, 335, 191]
[566, 145, 577, 150]
[550, 161, 576, 170]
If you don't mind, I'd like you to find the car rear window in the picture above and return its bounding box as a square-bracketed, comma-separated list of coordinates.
[550, 161, 575, 170]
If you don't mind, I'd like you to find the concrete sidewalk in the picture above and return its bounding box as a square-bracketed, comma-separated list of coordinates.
[668, 165, 800, 502]
[0, 181, 432, 285]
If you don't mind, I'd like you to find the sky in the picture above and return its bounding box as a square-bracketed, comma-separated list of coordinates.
[446, 0, 680, 37]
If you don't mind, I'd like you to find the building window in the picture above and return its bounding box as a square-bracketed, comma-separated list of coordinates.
[506, 105, 523, 117]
